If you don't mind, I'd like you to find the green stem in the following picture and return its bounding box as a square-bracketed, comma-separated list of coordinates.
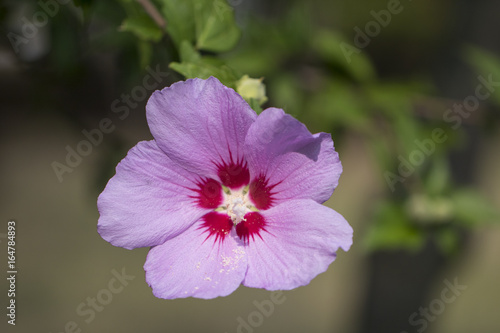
[136, 0, 166, 29]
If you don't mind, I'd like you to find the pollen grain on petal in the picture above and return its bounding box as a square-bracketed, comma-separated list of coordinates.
[219, 247, 246, 273]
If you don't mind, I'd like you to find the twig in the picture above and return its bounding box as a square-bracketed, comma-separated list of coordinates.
[136, 0, 166, 29]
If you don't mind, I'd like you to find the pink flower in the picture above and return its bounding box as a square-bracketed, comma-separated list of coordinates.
[97, 77, 352, 299]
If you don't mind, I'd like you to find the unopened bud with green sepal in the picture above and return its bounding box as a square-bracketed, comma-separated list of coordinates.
[236, 75, 268, 112]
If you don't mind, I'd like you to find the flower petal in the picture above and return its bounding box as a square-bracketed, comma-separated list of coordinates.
[144, 220, 247, 299]
[97, 140, 214, 250]
[242, 199, 352, 290]
[244, 108, 342, 205]
[146, 77, 257, 181]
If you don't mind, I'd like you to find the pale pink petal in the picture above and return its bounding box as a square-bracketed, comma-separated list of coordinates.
[245, 108, 342, 207]
[144, 219, 247, 299]
[242, 199, 352, 290]
[146, 77, 256, 186]
[97, 140, 218, 250]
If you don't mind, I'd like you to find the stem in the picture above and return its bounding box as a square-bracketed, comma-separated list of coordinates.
[136, 0, 166, 29]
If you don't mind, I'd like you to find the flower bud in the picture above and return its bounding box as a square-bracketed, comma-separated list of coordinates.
[236, 75, 268, 105]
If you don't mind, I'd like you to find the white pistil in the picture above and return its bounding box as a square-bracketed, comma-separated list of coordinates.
[221, 187, 256, 225]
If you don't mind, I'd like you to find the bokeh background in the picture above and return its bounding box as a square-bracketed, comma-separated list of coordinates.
[1, 0, 499, 332]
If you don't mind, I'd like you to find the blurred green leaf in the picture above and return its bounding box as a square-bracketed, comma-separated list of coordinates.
[364, 202, 425, 252]
[137, 40, 153, 68]
[366, 83, 423, 162]
[367, 131, 393, 173]
[179, 40, 201, 63]
[172, 41, 240, 87]
[424, 155, 450, 195]
[159, 0, 196, 48]
[247, 98, 263, 114]
[158, 0, 240, 52]
[120, 14, 163, 42]
[194, 0, 241, 52]
[451, 189, 500, 227]
[312, 30, 375, 82]
[306, 79, 369, 131]
[434, 228, 460, 255]
[465, 46, 500, 106]
[170, 57, 239, 88]
[268, 74, 304, 116]
[223, 4, 310, 76]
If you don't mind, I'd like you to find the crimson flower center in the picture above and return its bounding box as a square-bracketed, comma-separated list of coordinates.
[197, 163, 274, 244]
[199, 181, 269, 245]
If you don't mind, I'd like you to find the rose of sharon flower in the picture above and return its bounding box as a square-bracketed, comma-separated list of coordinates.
[97, 77, 352, 299]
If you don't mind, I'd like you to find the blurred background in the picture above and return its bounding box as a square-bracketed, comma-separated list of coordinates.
[1, 0, 499, 332]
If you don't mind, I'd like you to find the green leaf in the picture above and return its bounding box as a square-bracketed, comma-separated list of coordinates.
[169, 59, 239, 88]
[178, 40, 201, 63]
[194, 0, 241, 52]
[312, 30, 376, 83]
[268, 74, 304, 117]
[137, 40, 153, 69]
[159, 0, 196, 48]
[171, 40, 240, 86]
[451, 189, 500, 227]
[364, 202, 425, 252]
[222, 3, 312, 76]
[464, 46, 500, 106]
[367, 132, 393, 173]
[366, 83, 423, 160]
[424, 155, 450, 195]
[434, 228, 460, 255]
[158, 0, 240, 52]
[306, 78, 369, 132]
[120, 14, 163, 42]
[247, 98, 263, 114]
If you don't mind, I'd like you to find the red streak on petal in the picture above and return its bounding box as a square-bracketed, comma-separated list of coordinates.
[217, 159, 250, 189]
[200, 212, 233, 243]
[236, 212, 267, 244]
[249, 175, 278, 210]
[190, 178, 223, 209]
